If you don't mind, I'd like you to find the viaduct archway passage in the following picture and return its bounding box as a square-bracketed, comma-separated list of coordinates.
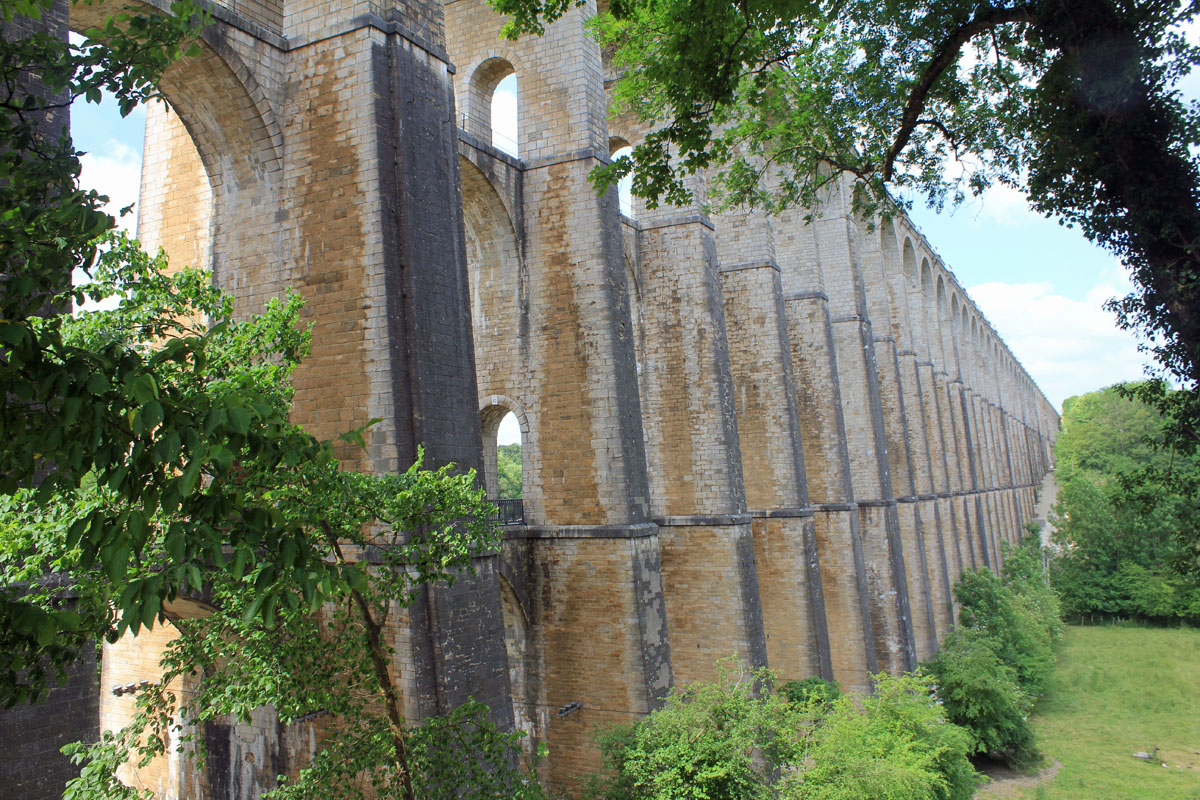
[5, 0, 1059, 797]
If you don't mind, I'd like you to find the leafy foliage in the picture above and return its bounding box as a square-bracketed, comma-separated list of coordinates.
[779, 675, 842, 711]
[0, 248, 540, 798]
[924, 536, 1060, 767]
[586, 661, 810, 800]
[798, 673, 980, 800]
[1050, 384, 1200, 621]
[585, 662, 979, 800]
[497, 443, 522, 499]
[0, 0, 372, 707]
[925, 628, 1036, 766]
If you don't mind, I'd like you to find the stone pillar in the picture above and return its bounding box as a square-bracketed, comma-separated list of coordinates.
[635, 190, 768, 685]
[713, 203, 834, 682]
[443, 1, 672, 788]
[856, 219, 938, 661]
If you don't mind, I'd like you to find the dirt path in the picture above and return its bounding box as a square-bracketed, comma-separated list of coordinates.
[975, 758, 1063, 798]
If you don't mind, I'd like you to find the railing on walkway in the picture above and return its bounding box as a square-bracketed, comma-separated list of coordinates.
[496, 498, 525, 526]
[459, 112, 519, 159]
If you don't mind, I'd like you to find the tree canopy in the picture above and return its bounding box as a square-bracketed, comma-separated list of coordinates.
[1050, 384, 1200, 621]
[0, 0, 405, 708]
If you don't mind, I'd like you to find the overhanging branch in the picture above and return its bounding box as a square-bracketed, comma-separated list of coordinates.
[883, 4, 1036, 181]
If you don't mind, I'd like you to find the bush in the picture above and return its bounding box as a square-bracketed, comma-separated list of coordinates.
[955, 561, 1055, 696]
[788, 673, 981, 800]
[586, 665, 980, 800]
[585, 661, 808, 800]
[922, 535, 1060, 768]
[924, 628, 1037, 767]
[779, 676, 842, 711]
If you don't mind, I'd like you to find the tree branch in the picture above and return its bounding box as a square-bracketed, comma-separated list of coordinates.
[322, 521, 417, 800]
[883, 4, 1036, 181]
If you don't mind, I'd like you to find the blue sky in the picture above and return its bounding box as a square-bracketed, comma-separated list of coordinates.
[73, 61, 1182, 426]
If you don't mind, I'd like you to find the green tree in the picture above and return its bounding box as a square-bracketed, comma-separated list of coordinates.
[0, 241, 538, 799]
[497, 443, 523, 499]
[0, 0, 361, 706]
[924, 536, 1058, 767]
[1051, 384, 1200, 621]
[925, 628, 1036, 766]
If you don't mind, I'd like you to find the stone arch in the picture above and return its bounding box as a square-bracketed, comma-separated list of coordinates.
[459, 155, 526, 387]
[460, 155, 542, 523]
[902, 238, 919, 291]
[878, 219, 899, 308]
[607, 135, 637, 218]
[497, 572, 537, 761]
[609, 135, 633, 153]
[464, 56, 519, 152]
[71, 4, 284, 310]
[479, 395, 531, 504]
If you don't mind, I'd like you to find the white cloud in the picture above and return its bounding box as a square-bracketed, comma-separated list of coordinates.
[73, 140, 141, 312]
[497, 411, 521, 446]
[968, 280, 1155, 411]
[491, 76, 519, 157]
[78, 140, 141, 233]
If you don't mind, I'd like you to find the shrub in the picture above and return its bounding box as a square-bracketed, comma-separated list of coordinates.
[955, 561, 1055, 696]
[584, 661, 808, 800]
[924, 628, 1038, 767]
[787, 673, 981, 800]
[586, 665, 980, 800]
[921, 535, 1061, 768]
[779, 676, 842, 711]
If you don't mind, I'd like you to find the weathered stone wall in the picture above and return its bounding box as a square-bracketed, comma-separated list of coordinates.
[0, 642, 98, 799]
[59, 0, 1061, 796]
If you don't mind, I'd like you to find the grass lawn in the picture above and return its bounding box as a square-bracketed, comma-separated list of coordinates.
[1003, 624, 1200, 800]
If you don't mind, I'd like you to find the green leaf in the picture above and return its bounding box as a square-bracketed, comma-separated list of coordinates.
[127, 509, 148, 552]
[165, 529, 185, 564]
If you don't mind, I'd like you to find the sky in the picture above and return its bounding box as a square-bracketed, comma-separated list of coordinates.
[72, 52, 1191, 445]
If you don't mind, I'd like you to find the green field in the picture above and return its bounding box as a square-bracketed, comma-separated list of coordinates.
[999, 625, 1200, 800]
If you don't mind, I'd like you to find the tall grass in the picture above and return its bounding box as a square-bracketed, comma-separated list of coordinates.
[1014, 625, 1200, 799]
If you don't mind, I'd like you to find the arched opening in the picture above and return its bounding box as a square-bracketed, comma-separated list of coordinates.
[468, 58, 518, 157]
[480, 402, 526, 524]
[903, 239, 919, 291]
[498, 575, 536, 762]
[67, 36, 215, 305]
[492, 73, 518, 157]
[609, 138, 635, 218]
[497, 411, 523, 500]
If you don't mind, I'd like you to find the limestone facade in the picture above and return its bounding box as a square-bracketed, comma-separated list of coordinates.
[56, 0, 1057, 795]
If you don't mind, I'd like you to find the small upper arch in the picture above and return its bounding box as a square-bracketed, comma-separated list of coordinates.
[464, 55, 521, 155]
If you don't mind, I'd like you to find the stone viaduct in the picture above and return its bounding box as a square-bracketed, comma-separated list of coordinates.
[5, 0, 1058, 795]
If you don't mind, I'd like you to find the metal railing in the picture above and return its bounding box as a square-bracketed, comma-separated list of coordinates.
[459, 112, 519, 159]
[496, 498, 525, 526]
